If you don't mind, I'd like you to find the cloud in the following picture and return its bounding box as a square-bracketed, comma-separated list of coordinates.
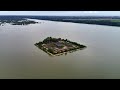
[0, 11, 120, 16]
[83, 11, 98, 13]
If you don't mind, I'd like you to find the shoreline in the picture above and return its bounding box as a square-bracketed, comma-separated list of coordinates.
[34, 37, 87, 57]
[35, 44, 86, 57]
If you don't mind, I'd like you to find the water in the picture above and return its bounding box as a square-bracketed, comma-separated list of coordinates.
[0, 19, 120, 79]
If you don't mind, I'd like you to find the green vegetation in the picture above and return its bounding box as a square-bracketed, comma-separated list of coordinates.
[110, 19, 120, 22]
[57, 19, 120, 27]
[35, 37, 87, 56]
[1, 16, 120, 27]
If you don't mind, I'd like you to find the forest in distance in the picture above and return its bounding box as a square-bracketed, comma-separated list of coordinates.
[1, 15, 120, 26]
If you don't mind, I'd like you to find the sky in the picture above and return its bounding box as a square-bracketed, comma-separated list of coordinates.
[0, 11, 120, 16]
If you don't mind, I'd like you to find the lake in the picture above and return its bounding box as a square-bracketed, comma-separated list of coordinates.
[0, 19, 120, 79]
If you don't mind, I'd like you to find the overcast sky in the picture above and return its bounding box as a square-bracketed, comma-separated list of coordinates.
[0, 11, 120, 16]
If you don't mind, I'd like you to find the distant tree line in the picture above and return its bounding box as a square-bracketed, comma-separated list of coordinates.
[1, 16, 120, 26]
[58, 19, 120, 27]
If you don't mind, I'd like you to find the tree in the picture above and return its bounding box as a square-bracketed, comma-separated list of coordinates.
[48, 48, 54, 54]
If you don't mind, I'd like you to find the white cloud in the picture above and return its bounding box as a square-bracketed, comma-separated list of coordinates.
[83, 11, 98, 13]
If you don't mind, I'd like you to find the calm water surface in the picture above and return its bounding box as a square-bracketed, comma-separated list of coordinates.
[0, 19, 120, 79]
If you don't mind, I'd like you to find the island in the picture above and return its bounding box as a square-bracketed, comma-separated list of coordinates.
[11, 19, 38, 25]
[0, 18, 38, 26]
[35, 37, 87, 56]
